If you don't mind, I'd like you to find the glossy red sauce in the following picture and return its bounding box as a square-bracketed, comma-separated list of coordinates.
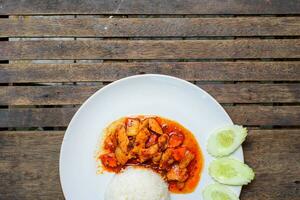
[97, 115, 204, 194]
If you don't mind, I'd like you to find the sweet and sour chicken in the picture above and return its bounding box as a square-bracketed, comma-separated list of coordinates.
[98, 116, 203, 193]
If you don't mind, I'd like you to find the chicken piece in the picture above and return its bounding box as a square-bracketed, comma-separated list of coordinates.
[168, 132, 184, 148]
[166, 164, 189, 182]
[136, 128, 151, 146]
[149, 118, 163, 135]
[131, 128, 151, 155]
[146, 134, 158, 148]
[106, 118, 126, 136]
[126, 118, 140, 136]
[116, 126, 129, 153]
[158, 134, 169, 151]
[176, 182, 185, 190]
[172, 147, 187, 161]
[179, 150, 195, 169]
[115, 146, 128, 165]
[167, 158, 175, 165]
[104, 132, 118, 152]
[159, 148, 173, 169]
[140, 144, 159, 163]
[139, 118, 149, 130]
[152, 152, 162, 164]
[100, 153, 118, 168]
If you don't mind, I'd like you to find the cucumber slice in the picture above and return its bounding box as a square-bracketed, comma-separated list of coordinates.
[207, 125, 247, 157]
[209, 158, 255, 185]
[203, 184, 239, 200]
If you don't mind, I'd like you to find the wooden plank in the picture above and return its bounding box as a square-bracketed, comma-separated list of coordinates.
[224, 106, 300, 126]
[0, 129, 299, 199]
[0, 131, 64, 199]
[0, 106, 299, 127]
[241, 129, 300, 200]
[200, 84, 300, 104]
[1, 40, 299, 60]
[1, 17, 300, 37]
[0, 84, 299, 105]
[1, 0, 299, 15]
[1, 62, 299, 83]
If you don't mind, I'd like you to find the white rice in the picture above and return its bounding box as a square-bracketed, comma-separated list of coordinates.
[105, 167, 170, 200]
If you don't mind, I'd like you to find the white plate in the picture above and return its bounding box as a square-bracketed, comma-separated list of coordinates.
[60, 74, 243, 200]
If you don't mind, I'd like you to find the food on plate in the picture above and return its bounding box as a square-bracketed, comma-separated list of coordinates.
[202, 184, 239, 200]
[97, 115, 204, 193]
[209, 157, 255, 185]
[207, 125, 247, 157]
[105, 167, 170, 200]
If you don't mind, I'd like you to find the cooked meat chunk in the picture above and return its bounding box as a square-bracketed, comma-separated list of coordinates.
[149, 118, 163, 134]
[172, 147, 187, 161]
[168, 132, 184, 148]
[139, 118, 149, 130]
[131, 128, 151, 155]
[135, 128, 151, 147]
[116, 126, 129, 153]
[115, 146, 128, 165]
[100, 153, 118, 168]
[104, 132, 117, 152]
[126, 118, 140, 136]
[146, 134, 158, 148]
[106, 118, 126, 136]
[179, 150, 195, 169]
[166, 164, 189, 182]
[159, 148, 173, 169]
[158, 134, 169, 151]
[167, 158, 175, 165]
[140, 144, 159, 163]
[152, 152, 162, 164]
[176, 182, 185, 190]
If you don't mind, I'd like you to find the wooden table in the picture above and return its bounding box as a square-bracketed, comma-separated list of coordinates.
[0, 1, 299, 199]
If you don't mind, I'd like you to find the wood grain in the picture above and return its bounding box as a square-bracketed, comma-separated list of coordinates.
[0, 106, 299, 127]
[1, 0, 299, 15]
[0, 131, 64, 200]
[1, 62, 299, 83]
[1, 40, 299, 60]
[224, 106, 300, 126]
[0, 84, 299, 105]
[1, 17, 300, 37]
[0, 130, 299, 199]
[241, 129, 300, 200]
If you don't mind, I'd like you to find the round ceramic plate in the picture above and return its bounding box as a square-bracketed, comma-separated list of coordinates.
[60, 74, 243, 200]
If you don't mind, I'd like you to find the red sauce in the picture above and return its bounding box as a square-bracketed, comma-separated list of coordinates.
[98, 115, 204, 194]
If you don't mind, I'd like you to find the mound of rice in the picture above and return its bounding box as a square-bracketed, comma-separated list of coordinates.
[105, 167, 170, 200]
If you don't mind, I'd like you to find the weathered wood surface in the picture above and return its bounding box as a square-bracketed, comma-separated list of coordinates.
[0, 106, 299, 127]
[0, 130, 299, 199]
[1, 1, 299, 199]
[0, 131, 64, 200]
[1, 17, 300, 37]
[1, 62, 299, 83]
[1, 40, 300, 60]
[1, 0, 300, 15]
[0, 84, 299, 105]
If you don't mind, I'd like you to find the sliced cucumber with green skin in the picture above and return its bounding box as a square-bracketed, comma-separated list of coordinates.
[209, 158, 255, 185]
[203, 184, 239, 200]
[207, 125, 247, 157]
